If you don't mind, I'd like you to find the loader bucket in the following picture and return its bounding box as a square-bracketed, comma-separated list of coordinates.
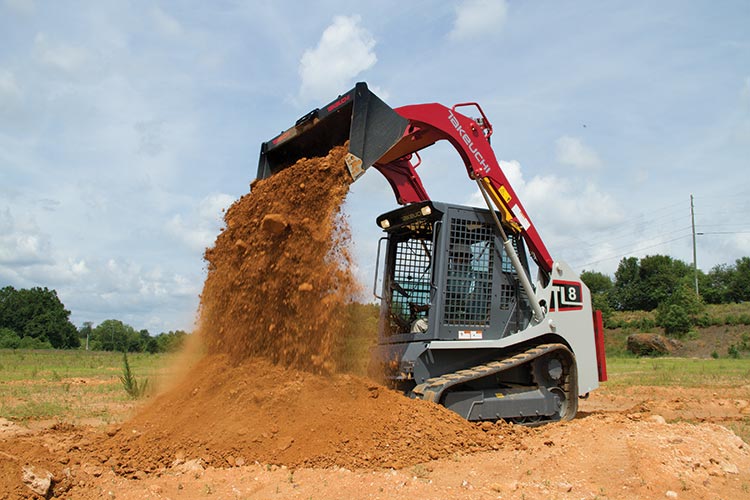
[257, 82, 409, 182]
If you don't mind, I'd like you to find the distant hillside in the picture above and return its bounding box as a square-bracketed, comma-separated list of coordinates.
[604, 303, 750, 359]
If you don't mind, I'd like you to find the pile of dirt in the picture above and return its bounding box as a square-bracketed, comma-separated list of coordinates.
[199, 144, 358, 370]
[95, 354, 519, 473]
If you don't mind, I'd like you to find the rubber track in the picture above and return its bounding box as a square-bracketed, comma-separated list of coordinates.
[411, 343, 572, 406]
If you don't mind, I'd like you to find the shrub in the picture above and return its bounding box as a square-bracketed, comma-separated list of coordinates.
[17, 336, 53, 349]
[0, 328, 21, 349]
[696, 313, 724, 328]
[739, 333, 750, 351]
[638, 317, 656, 331]
[657, 304, 692, 337]
[605, 318, 623, 329]
[728, 344, 741, 359]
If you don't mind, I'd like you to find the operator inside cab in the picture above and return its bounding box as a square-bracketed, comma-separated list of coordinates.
[410, 243, 476, 333]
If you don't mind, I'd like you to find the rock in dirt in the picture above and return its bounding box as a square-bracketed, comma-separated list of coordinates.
[626, 333, 682, 356]
[261, 214, 288, 234]
[22, 466, 53, 497]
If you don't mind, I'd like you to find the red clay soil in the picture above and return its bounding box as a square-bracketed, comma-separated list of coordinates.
[98, 354, 515, 474]
[199, 144, 358, 371]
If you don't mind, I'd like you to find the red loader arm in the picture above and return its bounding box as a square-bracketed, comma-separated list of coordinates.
[257, 82, 554, 275]
[375, 102, 554, 274]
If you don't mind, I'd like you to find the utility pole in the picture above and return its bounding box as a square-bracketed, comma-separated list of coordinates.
[690, 194, 699, 297]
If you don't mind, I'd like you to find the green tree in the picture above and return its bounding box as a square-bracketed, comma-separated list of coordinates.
[91, 319, 139, 352]
[580, 270, 615, 324]
[0, 327, 21, 349]
[611, 255, 691, 311]
[729, 257, 750, 303]
[580, 270, 614, 295]
[699, 265, 731, 304]
[612, 257, 643, 310]
[154, 330, 188, 353]
[656, 282, 705, 337]
[0, 286, 79, 348]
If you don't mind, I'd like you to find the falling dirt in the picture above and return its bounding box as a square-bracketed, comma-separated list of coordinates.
[199, 144, 357, 370]
[1, 146, 750, 498]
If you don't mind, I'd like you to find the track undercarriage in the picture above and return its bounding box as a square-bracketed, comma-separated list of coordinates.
[412, 344, 578, 424]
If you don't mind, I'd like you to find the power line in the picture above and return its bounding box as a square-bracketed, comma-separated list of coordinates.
[583, 214, 691, 247]
[697, 231, 750, 235]
[574, 234, 692, 269]
[584, 225, 692, 256]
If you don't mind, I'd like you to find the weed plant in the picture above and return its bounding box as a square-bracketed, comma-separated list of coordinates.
[119, 351, 149, 399]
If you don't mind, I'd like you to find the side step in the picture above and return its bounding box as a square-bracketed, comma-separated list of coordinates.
[411, 343, 578, 424]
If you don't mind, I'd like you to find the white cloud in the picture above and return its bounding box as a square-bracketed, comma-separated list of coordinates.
[33, 33, 88, 73]
[62, 257, 201, 331]
[0, 208, 53, 266]
[135, 119, 165, 156]
[167, 193, 235, 252]
[299, 15, 377, 102]
[151, 6, 184, 39]
[555, 135, 602, 169]
[468, 160, 622, 230]
[449, 0, 508, 41]
[467, 159, 625, 271]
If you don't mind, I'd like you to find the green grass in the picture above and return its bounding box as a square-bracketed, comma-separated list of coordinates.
[0, 349, 174, 422]
[0, 349, 166, 382]
[605, 356, 750, 388]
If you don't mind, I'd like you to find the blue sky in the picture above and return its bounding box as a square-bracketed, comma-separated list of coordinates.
[1, 0, 748, 333]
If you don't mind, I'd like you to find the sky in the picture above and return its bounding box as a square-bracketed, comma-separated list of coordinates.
[1, 0, 748, 333]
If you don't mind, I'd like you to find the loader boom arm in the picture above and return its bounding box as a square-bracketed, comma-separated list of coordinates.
[379, 102, 554, 274]
[257, 82, 554, 274]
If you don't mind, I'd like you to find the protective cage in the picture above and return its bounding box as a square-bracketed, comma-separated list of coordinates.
[443, 217, 495, 327]
[379, 203, 533, 341]
[385, 223, 434, 336]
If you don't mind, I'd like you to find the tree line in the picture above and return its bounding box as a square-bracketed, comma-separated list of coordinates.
[0, 286, 188, 352]
[581, 255, 750, 335]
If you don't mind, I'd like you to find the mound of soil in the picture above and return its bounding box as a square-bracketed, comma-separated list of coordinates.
[97, 354, 517, 473]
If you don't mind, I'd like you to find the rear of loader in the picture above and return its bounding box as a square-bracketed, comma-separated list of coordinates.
[256, 82, 607, 424]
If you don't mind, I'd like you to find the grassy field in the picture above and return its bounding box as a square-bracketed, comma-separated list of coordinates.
[0, 349, 174, 423]
[605, 356, 750, 387]
[1, 347, 748, 427]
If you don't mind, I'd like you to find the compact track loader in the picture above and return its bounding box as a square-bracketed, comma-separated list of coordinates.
[257, 83, 607, 424]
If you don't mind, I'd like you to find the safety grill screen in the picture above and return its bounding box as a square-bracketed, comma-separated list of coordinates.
[388, 237, 432, 334]
[443, 218, 494, 327]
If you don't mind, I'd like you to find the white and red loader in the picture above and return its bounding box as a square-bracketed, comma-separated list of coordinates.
[258, 83, 607, 424]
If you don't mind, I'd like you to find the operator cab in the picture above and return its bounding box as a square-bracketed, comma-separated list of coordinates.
[375, 201, 534, 345]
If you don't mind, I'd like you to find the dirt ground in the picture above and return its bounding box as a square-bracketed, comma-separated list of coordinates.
[1, 380, 749, 500]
